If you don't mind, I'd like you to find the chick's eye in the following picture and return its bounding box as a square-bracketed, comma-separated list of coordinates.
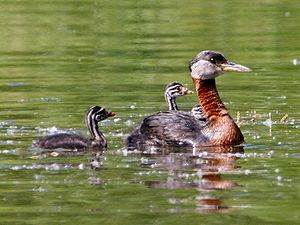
[95, 115, 103, 120]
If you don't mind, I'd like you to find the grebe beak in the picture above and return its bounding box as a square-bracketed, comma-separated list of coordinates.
[220, 62, 251, 72]
[186, 90, 194, 95]
[107, 111, 116, 117]
[180, 87, 194, 95]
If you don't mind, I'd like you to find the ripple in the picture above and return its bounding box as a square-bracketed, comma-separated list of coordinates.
[0, 120, 15, 128]
[0, 140, 15, 145]
[35, 126, 71, 135]
[6, 82, 28, 87]
[17, 97, 61, 103]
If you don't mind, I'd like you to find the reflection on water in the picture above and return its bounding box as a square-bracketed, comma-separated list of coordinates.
[139, 146, 243, 213]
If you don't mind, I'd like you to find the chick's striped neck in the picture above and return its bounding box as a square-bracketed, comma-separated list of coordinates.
[165, 93, 178, 110]
[85, 112, 106, 146]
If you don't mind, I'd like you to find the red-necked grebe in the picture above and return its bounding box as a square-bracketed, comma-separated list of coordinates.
[126, 50, 251, 148]
[164, 82, 193, 110]
[33, 106, 115, 150]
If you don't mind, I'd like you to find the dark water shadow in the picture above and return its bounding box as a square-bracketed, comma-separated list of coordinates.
[139, 145, 244, 214]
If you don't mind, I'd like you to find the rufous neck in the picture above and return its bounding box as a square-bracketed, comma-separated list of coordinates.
[192, 78, 228, 119]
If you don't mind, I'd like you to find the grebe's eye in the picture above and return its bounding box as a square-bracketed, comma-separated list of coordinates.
[210, 58, 216, 64]
[95, 115, 104, 120]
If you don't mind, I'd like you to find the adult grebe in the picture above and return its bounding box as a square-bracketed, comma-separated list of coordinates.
[127, 50, 251, 148]
[164, 82, 193, 110]
[33, 106, 116, 150]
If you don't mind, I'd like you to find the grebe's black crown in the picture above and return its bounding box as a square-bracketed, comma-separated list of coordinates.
[89, 105, 104, 112]
[86, 106, 108, 122]
[166, 82, 182, 89]
[188, 50, 227, 72]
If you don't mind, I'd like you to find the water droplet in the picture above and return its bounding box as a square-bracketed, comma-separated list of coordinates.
[124, 120, 134, 126]
[262, 119, 272, 128]
[78, 163, 85, 170]
[245, 169, 252, 175]
[114, 118, 121, 123]
[292, 59, 300, 65]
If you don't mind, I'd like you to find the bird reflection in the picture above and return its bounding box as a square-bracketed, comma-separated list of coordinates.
[142, 145, 243, 214]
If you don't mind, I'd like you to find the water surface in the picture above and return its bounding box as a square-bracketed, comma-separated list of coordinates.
[0, 0, 299, 224]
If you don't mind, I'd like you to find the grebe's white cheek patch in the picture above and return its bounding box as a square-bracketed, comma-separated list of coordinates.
[190, 60, 223, 80]
[190, 60, 208, 79]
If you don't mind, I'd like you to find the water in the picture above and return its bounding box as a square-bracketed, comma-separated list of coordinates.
[0, 0, 299, 224]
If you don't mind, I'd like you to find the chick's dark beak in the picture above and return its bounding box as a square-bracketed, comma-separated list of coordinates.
[107, 111, 116, 117]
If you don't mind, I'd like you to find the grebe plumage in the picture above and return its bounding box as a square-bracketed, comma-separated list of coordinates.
[191, 104, 206, 123]
[164, 82, 193, 110]
[33, 106, 115, 150]
[165, 82, 206, 122]
[127, 50, 251, 148]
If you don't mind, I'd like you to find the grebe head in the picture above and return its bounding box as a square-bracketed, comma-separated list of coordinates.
[87, 106, 116, 123]
[189, 50, 251, 80]
[165, 82, 193, 98]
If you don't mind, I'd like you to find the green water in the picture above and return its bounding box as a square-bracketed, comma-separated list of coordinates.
[0, 0, 299, 224]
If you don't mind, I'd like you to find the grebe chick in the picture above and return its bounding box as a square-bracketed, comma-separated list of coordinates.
[165, 82, 206, 122]
[33, 106, 116, 150]
[165, 82, 193, 110]
[127, 50, 251, 149]
[191, 104, 206, 123]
